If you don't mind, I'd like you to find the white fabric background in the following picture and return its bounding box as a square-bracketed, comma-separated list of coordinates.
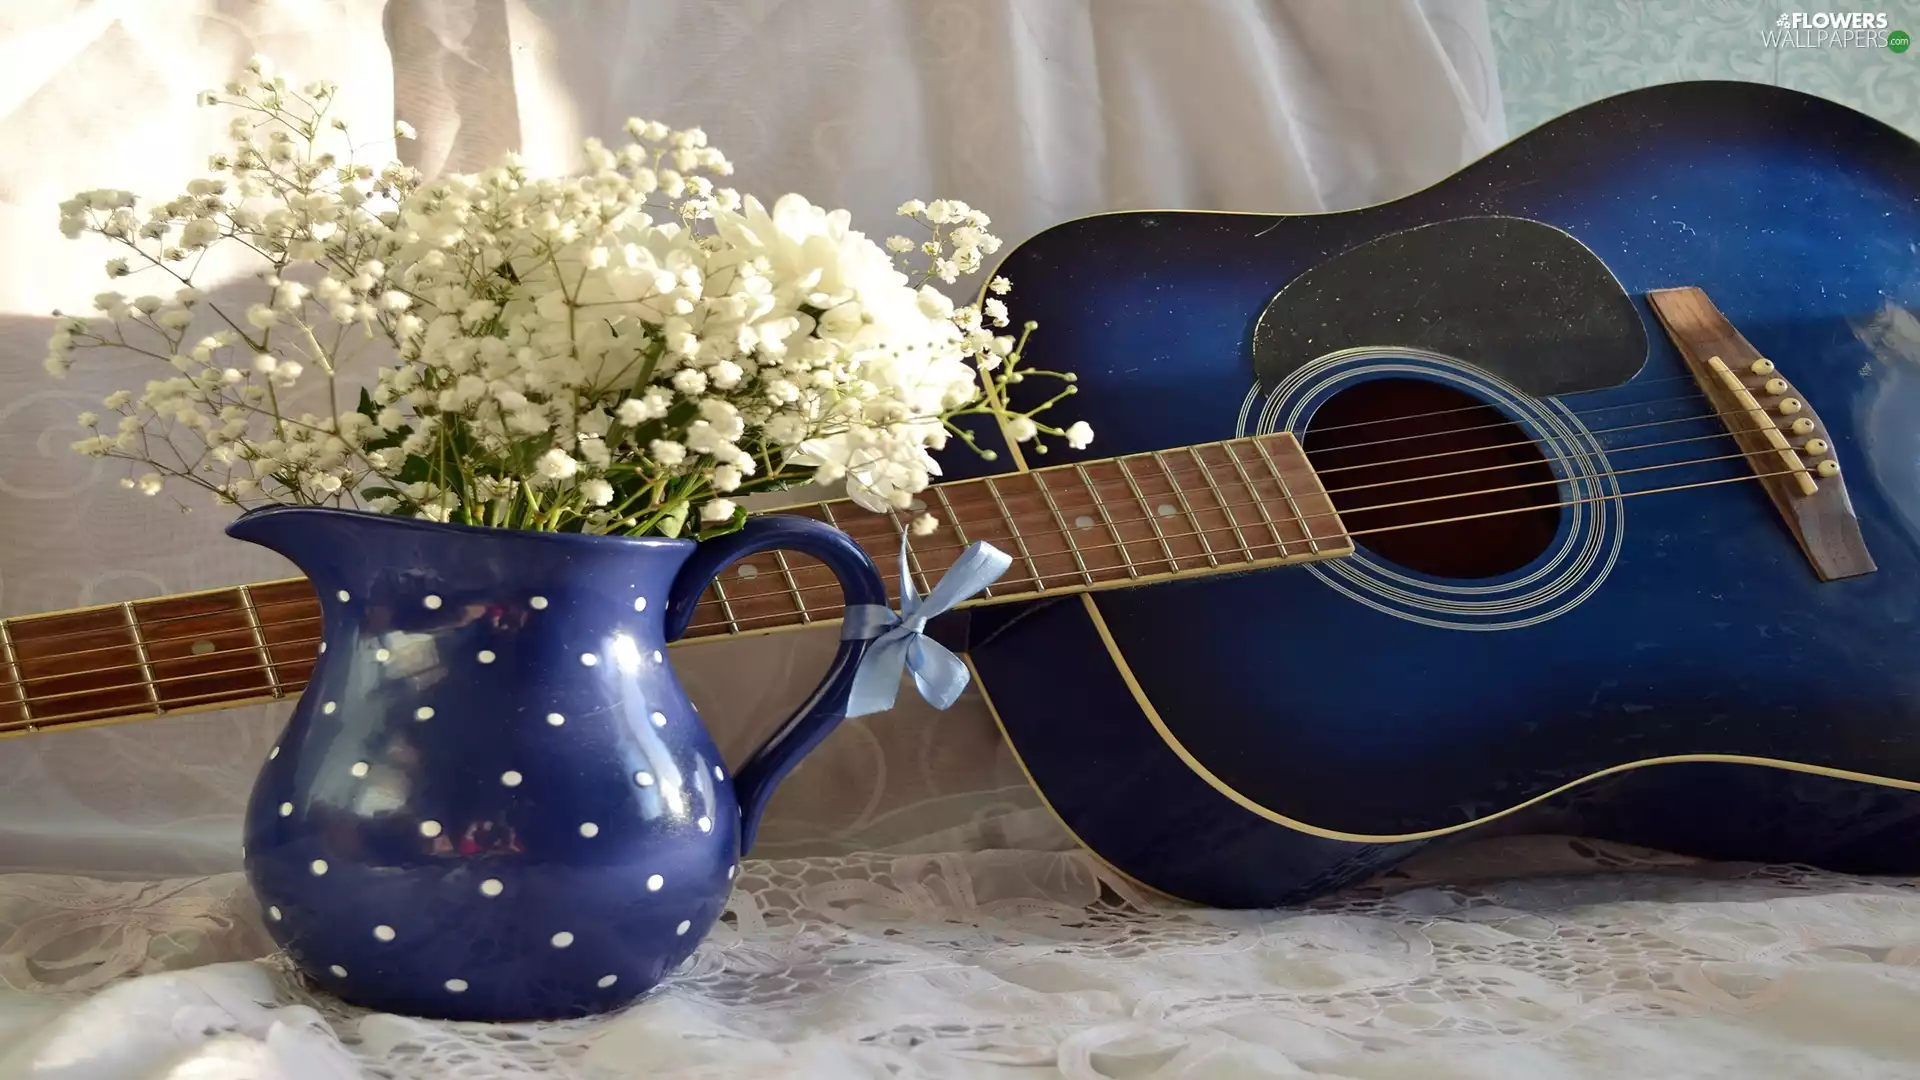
[16, 4, 1915, 1079]
[0, 0, 1504, 878]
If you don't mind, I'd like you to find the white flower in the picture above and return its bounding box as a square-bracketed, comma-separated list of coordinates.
[885, 236, 914, 253]
[394, 120, 417, 140]
[1006, 416, 1038, 442]
[136, 472, 163, 496]
[1064, 420, 1094, 449]
[650, 439, 687, 466]
[579, 477, 614, 506]
[988, 276, 1012, 295]
[245, 304, 278, 329]
[711, 463, 742, 492]
[700, 498, 736, 523]
[536, 448, 579, 480]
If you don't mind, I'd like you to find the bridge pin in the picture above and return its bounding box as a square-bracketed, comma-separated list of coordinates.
[1750, 358, 1776, 375]
[1789, 417, 1816, 436]
[1816, 459, 1841, 478]
[1777, 398, 1804, 416]
[1803, 438, 1830, 457]
[1763, 377, 1790, 396]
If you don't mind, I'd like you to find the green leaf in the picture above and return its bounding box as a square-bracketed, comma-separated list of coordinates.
[655, 501, 689, 539]
[694, 502, 749, 541]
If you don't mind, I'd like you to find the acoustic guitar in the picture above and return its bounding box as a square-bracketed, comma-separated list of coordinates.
[6, 82, 1918, 906]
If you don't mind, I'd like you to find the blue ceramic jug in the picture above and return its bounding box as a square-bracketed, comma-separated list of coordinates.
[227, 506, 887, 1021]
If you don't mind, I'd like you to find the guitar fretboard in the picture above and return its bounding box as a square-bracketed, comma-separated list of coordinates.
[0, 433, 1348, 735]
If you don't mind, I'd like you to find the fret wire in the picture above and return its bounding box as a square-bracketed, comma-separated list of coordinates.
[931, 484, 992, 597]
[122, 602, 165, 713]
[0, 620, 30, 724]
[1220, 440, 1290, 558]
[982, 476, 1047, 592]
[770, 549, 812, 624]
[1031, 472, 1094, 586]
[1114, 457, 1184, 572]
[708, 575, 742, 635]
[1075, 463, 1139, 578]
[237, 585, 285, 698]
[1184, 446, 1255, 562]
[1251, 435, 1321, 556]
[1146, 451, 1220, 567]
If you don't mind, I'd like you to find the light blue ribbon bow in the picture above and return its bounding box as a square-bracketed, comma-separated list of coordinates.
[842, 532, 1012, 717]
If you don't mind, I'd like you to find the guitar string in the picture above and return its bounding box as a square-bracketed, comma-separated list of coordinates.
[6, 458, 1808, 718]
[1296, 371, 1707, 438]
[0, 415, 1792, 664]
[9, 433, 1812, 692]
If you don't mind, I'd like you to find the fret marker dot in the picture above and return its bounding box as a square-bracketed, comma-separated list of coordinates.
[479, 878, 503, 897]
[374, 648, 390, 663]
[1075, 515, 1095, 530]
[633, 596, 648, 612]
[501, 770, 522, 787]
[191, 639, 215, 655]
[909, 498, 927, 512]
[278, 801, 292, 817]
[546, 712, 565, 726]
[650, 711, 667, 728]
[697, 815, 711, 833]
[336, 590, 350, 602]
[635, 771, 654, 786]
[477, 650, 496, 664]
[445, 978, 468, 993]
[310, 860, 328, 876]
[675, 920, 691, 936]
[350, 761, 369, 778]
[268, 905, 281, 921]
[322, 701, 337, 715]
[550, 931, 574, 948]
[423, 594, 442, 610]
[646, 874, 664, 891]
[419, 820, 442, 838]
[530, 595, 548, 610]
[373, 925, 395, 942]
[415, 706, 434, 720]
[579, 822, 600, 837]
[580, 653, 598, 667]
[330, 964, 348, 977]
[597, 974, 618, 988]
[737, 564, 758, 579]
[1157, 504, 1177, 518]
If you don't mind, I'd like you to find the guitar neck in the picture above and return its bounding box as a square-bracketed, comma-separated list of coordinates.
[0, 432, 1349, 737]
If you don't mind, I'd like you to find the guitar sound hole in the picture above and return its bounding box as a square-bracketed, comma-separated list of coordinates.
[1303, 378, 1559, 579]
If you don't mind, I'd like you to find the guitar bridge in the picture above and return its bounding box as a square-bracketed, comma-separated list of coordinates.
[1648, 286, 1875, 581]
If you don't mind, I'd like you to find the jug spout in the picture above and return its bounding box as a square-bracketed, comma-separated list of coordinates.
[226, 504, 357, 576]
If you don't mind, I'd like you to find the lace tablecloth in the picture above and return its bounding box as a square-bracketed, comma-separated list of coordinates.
[0, 838, 1917, 1079]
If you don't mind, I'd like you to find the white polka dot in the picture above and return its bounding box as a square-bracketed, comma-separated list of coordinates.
[634, 771, 654, 786]
[423, 594, 442, 610]
[268, 905, 282, 921]
[319, 641, 327, 654]
[415, 706, 434, 721]
[728, 865, 736, 881]
[737, 564, 758, 579]
[649, 711, 667, 727]
[675, 920, 691, 936]
[500, 770, 522, 787]
[697, 816, 711, 833]
[1157, 504, 1177, 518]
[646, 873, 663, 892]
[310, 860, 329, 876]
[597, 974, 618, 988]
[633, 596, 648, 612]
[550, 931, 574, 948]
[269, 745, 279, 759]
[530, 596, 548, 610]
[350, 761, 369, 778]
[714, 765, 725, 781]
[546, 712, 565, 726]
[444, 978, 468, 993]
[579, 822, 600, 838]
[1075, 515, 1095, 530]
[336, 590, 350, 602]
[278, 801, 293, 817]
[373, 924, 395, 942]
[374, 648, 391, 662]
[652, 650, 664, 664]
[419, 820, 442, 838]
[479, 878, 503, 897]
[322, 701, 337, 715]
[477, 650, 495, 664]
[580, 652, 598, 667]
[330, 964, 348, 977]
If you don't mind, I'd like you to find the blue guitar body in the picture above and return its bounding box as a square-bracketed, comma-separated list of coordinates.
[951, 82, 1920, 906]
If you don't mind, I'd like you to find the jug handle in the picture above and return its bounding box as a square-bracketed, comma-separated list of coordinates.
[664, 514, 889, 852]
